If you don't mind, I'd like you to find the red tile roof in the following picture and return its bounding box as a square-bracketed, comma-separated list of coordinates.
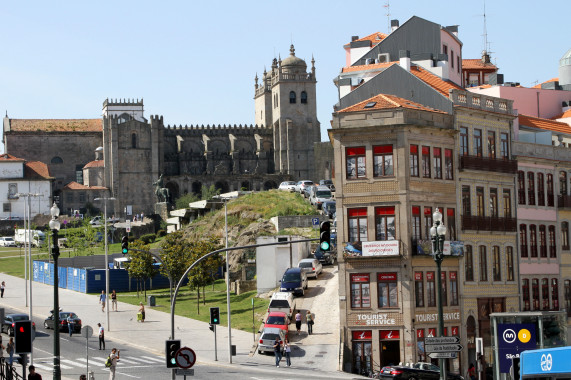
[0, 153, 25, 162]
[553, 109, 571, 120]
[409, 65, 464, 96]
[531, 78, 558, 89]
[519, 114, 571, 134]
[348, 32, 388, 47]
[84, 160, 104, 169]
[25, 161, 52, 180]
[342, 61, 395, 73]
[63, 181, 108, 191]
[338, 93, 447, 114]
[462, 59, 498, 70]
[8, 119, 102, 132]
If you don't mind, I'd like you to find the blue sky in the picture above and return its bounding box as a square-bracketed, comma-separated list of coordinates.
[0, 0, 567, 150]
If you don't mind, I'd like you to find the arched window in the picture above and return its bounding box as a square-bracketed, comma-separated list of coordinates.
[131, 133, 137, 148]
[289, 91, 296, 104]
[51, 156, 63, 164]
[301, 91, 308, 104]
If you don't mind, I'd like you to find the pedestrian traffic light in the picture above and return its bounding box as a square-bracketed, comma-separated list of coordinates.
[14, 321, 32, 354]
[121, 235, 129, 255]
[209, 324, 214, 332]
[320, 221, 331, 252]
[165, 339, 180, 368]
[210, 307, 220, 325]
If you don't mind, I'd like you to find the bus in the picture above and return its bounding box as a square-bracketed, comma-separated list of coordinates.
[520, 346, 571, 380]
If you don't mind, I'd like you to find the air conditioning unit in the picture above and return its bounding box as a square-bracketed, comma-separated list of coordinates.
[378, 53, 390, 63]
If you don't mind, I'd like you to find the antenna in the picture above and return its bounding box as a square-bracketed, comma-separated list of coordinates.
[482, 0, 488, 54]
[384, 0, 391, 34]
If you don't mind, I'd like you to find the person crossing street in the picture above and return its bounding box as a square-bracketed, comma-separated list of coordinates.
[98, 323, 105, 350]
[107, 348, 120, 380]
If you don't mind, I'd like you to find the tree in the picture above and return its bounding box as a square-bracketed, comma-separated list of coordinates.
[201, 184, 220, 201]
[186, 237, 222, 314]
[159, 230, 191, 301]
[125, 240, 157, 298]
[175, 193, 199, 210]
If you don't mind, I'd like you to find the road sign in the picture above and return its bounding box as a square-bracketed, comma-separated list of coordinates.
[176, 368, 194, 376]
[81, 325, 93, 339]
[126, 219, 131, 233]
[175, 347, 196, 369]
[312, 217, 319, 228]
[425, 336, 460, 345]
[429, 352, 457, 359]
[425, 344, 463, 353]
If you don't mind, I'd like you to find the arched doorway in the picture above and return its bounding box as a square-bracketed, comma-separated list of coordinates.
[263, 181, 277, 190]
[241, 181, 251, 191]
[214, 181, 229, 194]
[165, 181, 179, 202]
[192, 182, 202, 196]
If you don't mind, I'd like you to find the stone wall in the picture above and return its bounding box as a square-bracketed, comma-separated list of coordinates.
[269, 215, 323, 232]
[313, 141, 334, 183]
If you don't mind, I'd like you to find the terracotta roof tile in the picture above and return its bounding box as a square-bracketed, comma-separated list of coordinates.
[519, 114, 571, 134]
[347, 32, 388, 47]
[63, 181, 108, 191]
[338, 93, 447, 114]
[342, 61, 396, 73]
[553, 109, 571, 120]
[462, 59, 498, 70]
[24, 161, 52, 180]
[409, 65, 464, 96]
[531, 78, 558, 89]
[84, 160, 104, 169]
[9, 119, 102, 132]
[0, 153, 25, 162]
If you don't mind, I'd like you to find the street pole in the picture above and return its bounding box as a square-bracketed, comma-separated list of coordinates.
[430, 208, 447, 380]
[27, 194, 33, 365]
[50, 202, 62, 380]
[224, 199, 233, 364]
[95, 197, 116, 332]
[23, 194, 28, 308]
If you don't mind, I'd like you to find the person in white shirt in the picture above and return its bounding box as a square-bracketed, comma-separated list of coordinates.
[108, 348, 120, 380]
[98, 323, 105, 350]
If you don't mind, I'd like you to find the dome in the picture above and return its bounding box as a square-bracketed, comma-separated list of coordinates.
[560, 48, 571, 67]
[281, 44, 307, 68]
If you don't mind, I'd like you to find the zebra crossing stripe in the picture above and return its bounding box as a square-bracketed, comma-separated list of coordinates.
[29, 362, 52, 371]
[60, 359, 83, 367]
[117, 357, 144, 364]
[140, 356, 164, 363]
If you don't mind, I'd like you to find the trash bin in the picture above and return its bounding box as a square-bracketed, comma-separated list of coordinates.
[148, 295, 156, 307]
[231, 344, 236, 356]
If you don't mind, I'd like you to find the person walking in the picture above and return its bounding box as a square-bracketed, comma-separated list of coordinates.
[306, 310, 315, 335]
[294, 311, 302, 335]
[1, 281, 5, 297]
[98, 323, 105, 350]
[67, 314, 75, 337]
[28, 365, 42, 380]
[138, 302, 145, 322]
[6, 337, 14, 365]
[107, 348, 120, 380]
[99, 290, 106, 312]
[273, 337, 282, 367]
[283, 337, 292, 367]
[468, 363, 476, 380]
[111, 290, 117, 311]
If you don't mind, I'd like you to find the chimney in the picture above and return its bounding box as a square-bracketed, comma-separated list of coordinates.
[351, 36, 359, 41]
[446, 25, 459, 37]
[399, 50, 411, 72]
[391, 19, 399, 33]
[482, 50, 491, 64]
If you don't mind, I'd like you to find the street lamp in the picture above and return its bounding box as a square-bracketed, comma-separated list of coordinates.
[94, 196, 116, 332]
[49, 202, 62, 380]
[430, 208, 447, 380]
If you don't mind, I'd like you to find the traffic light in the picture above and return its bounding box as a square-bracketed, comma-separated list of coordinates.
[14, 321, 32, 354]
[320, 221, 331, 252]
[210, 307, 220, 325]
[209, 324, 214, 332]
[121, 235, 129, 255]
[165, 339, 180, 368]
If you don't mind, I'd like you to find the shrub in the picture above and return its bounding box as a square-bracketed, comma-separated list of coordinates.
[156, 229, 166, 237]
[140, 234, 156, 244]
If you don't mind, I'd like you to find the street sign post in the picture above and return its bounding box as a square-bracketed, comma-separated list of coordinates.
[429, 352, 458, 359]
[425, 344, 463, 353]
[175, 347, 196, 369]
[425, 336, 460, 345]
[81, 325, 94, 379]
[312, 217, 319, 228]
[176, 368, 194, 377]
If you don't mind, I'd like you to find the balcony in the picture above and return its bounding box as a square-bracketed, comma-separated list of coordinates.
[461, 215, 517, 232]
[557, 195, 571, 208]
[459, 155, 517, 174]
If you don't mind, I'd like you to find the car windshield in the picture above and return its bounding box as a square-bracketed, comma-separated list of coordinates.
[266, 316, 285, 325]
[5, 238, 14, 241]
[262, 333, 280, 341]
[12, 315, 29, 321]
[299, 262, 313, 268]
[324, 203, 336, 212]
[282, 273, 300, 282]
[269, 300, 289, 308]
[322, 180, 332, 185]
[285, 182, 296, 185]
[316, 191, 331, 197]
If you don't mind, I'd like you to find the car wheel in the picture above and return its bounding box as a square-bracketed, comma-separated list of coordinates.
[44, 321, 49, 329]
[258, 349, 262, 354]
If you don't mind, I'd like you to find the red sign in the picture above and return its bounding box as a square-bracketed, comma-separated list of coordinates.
[417, 329, 424, 338]
[380, 330, 400, 339]
[450, 272, 457, 280]
[443, 327, 448, 336]
[451, 326, 459, 336]
[378, 273, 397, 281]
[352, 330, 372, 340]
[351, 274, 369, 283]
[426, 272, 434, 280]
[441, 271, 446, 280]
[427, 328, 436, 337]
[415, 272, 423, 281]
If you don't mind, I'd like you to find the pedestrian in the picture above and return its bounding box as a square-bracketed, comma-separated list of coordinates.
[67, 314, 75, 337]
[140, 212, 144, 222]
[468, 363, 476, 380]
[294, 311, 302, 334]
[138, 302, 145, 322]
[28, 365, 42, 380]
[79, 375, 87, 380]
[98, 323, 105, 350]
[108, 348, 120, 380]
[1, 281, 5, 298]
[273, 337, 282, 367]
[306, 310, 314, 335]
[100, 290, 106, 312]
[6, 337, 14, 365]
[283, 337, 291, 367]
[111, 290, 117, 311]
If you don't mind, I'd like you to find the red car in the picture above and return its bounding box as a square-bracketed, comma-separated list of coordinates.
[264, 311, 290, 338]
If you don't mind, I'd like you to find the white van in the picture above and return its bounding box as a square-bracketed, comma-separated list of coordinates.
[310, 185, 333, 209]
[267, 291, 296, 319]
[113, 257, 130, 269]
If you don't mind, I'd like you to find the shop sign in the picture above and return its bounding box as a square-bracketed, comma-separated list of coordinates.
[451, 326, 458, 336]
[356, 313, 397, 326]
[415, 272, 422, 281]
[352, 330, 372, 340]
[362, 240, 400, 256]
[415, 312, 461, 323]
[417, 329, 424, 338]
[380, 330, 400, 339]
[427, 328, 436, 337]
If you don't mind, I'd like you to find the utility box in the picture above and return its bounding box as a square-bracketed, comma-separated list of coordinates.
[147, 295, 156, 307]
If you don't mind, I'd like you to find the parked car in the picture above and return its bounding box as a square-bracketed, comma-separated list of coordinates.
[278, 181, 297, 192]
[314, 246, 336, 265]
[379, 362, 464, 380]
[257, 327, 286, 355]
[268, 291, 296, 319]
[310, 185, 332, 209]
[0, 236, 16, 247]
[319, 179, 335, 191]
[279, 267, 308, 296]
[44, 311, 82, 333]
[321, 200, 336, 219]
[303, 185, 314, 199]
[297, 258, 323, 278]
[295, 180, 314, 194]
[263, 311, 290, 338]
[2, 314, 36, 336]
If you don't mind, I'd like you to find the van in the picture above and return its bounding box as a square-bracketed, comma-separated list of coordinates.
[113, 257, 130, 269]
[268, 292, 296, 319]
[310, 185, 332, 209]
[279, 267, 308, 297]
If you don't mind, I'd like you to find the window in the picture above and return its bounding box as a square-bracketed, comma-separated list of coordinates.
[487, 131, 496, 158]
[560, 171, 568, 195]
[465, 245, 474, 281]
[503, 189, 512, 218]
[532, 278, 540, 310]
[51, 156, 63, 164]
[476, 187, 485, 216]
[415, 272, 424, 307]
[301, 91, 307, 104]
[565, 280, 571, 317]
[518, 171, 526, 205]
[131, 133, 137, 148]
[66, 192, 73, 202]
[462, 186, 471, 216]
[79, 192, 86, 203]
[490, 188, 498, 217]
[426, 272, 436, 307]
[412, 206, 421, 243]
[289, 91, 296, 104]
[447, 208, 456, 241]
[549, 226, 556, 257]
[457, 56, 460, 73]
[460, 127, 469, 156]
[422, 146, 431, 178]
[3, 203, 10, 212]
[520, 224, 528, 257]
[552, 278, 559, 310]
[547, 174, 554, 206]
[537, 173, 545, 206]
[424, 208, 432, 241]
[441, 271, 447, 306]
[539, 225, 547, 258]
[530, 225, 538, 258]
[562, 222, 569, 250]
[443, 44, 448, 55]
[350, 274, 371, 308]
[493, 246, 501, 281]
[348, 208, 368, 242]
[75, 164, 84, 184]
[378, 273, 398, 308]
[410, 145, 419, 177]
[542, 278, 549, 310]
[373, 145, 393, 177]
[7, 184, 18, 199]
[474, 129, 482, 157]
[450, 272, 458, 306]
[375, 207, 396, 241]
[528, 172, 535, 205]
[500, 132, 509, 159]
[523, 279, 530, 311]
[506, 247, 514, 281]
[346, 147, 366, 179]
[433, 148, 442, 179]
[451, 51, 454, 68]
[445, 149, 453, 179]
[479, 246, 488, 281]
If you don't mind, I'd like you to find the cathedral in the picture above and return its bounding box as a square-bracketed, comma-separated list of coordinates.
[2, 45, 328, 217]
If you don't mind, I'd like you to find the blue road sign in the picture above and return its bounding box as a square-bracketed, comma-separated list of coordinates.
[312, 218, 319, 227]
[497, 323, 537, 373]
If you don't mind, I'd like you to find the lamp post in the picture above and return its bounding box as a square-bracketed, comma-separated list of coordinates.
[430, 208, 447, 380]
[49, 202, 62, 380]
[94, 196, 116, 332]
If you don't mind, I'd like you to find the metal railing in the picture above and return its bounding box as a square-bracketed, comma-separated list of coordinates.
[459, 155, 517, 174]
[461, 215, 517, 232]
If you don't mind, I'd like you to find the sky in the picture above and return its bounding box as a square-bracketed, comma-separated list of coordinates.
[0, 0, 568, 151]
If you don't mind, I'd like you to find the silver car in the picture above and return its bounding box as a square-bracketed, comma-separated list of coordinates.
[298, 258, 323, 279]
[258, 327, 285, 355]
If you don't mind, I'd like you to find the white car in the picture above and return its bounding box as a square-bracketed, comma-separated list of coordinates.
[278, 181, 297, 192]
[258, 327, 286, 355]
[298, 258, 323, 279]
[0, 237, 16, 247]
[295, 180, 314, 194]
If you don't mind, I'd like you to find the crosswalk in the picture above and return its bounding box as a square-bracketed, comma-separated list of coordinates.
[29, 354, 164, 371]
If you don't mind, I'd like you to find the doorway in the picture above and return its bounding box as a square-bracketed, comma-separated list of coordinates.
[380, 340, 400, 367]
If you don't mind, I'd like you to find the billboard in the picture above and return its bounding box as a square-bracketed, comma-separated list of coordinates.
[497, 323, 537, 373]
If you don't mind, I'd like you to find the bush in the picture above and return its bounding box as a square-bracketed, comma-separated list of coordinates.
[139, 234, 156, 244]
[156, 229, 166, 237]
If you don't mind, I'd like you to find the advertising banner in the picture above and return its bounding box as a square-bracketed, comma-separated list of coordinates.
[497, 323, 537, 373]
